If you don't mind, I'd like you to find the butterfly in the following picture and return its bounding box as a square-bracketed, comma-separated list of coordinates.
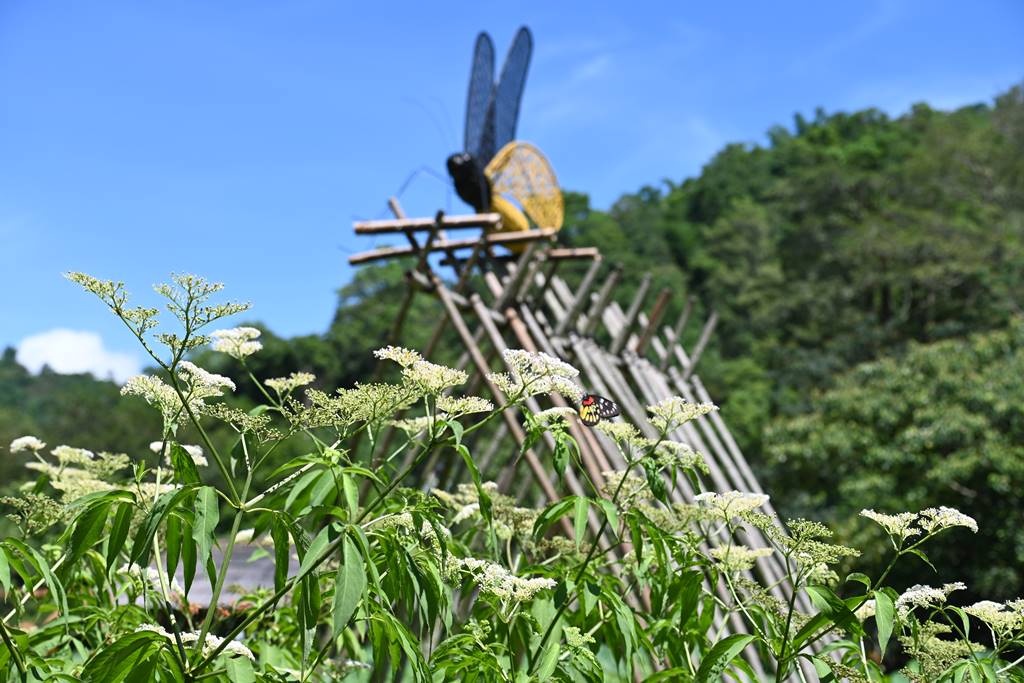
[578, 394, 620, 426]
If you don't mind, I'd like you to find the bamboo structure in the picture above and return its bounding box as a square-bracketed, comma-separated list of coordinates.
[348, 206, 822, 680]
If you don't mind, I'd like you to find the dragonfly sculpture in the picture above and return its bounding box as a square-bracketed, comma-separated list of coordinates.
[446, 26, 563, 249]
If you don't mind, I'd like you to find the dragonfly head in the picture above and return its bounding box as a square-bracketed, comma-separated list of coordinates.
[446, 152, 491, 212]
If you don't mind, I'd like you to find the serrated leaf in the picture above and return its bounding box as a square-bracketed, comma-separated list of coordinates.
[169, 443, 201, 486]
[695, 633, 755, 683]
[106, 502, 135, 573]
[192, 486, 220, 566]
[573, 497, 588, 549]
[332, 536, 366, 637]
[225, 656, 256, 683]
[874, 590, 895, 655]
[298, 526, 331, 578]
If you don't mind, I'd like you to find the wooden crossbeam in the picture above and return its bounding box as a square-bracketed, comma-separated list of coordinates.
[348, 228, 556, 265]
[353, 212, 501, 234]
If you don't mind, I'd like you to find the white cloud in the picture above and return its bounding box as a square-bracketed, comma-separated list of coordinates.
[16, 329, 141, 384]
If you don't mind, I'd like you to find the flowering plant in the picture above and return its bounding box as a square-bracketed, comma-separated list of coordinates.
[0, 273, 1020, 682]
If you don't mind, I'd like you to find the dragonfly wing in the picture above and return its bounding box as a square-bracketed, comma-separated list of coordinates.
[491, 26, 533, 161]
[464, 32, 495, 159]
[485, 141, 563, 231]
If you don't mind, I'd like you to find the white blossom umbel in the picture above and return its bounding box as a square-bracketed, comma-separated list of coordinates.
[896, 582, 966, 617]
[694, 490, 770, 520]
[210, 327, 262, 360]
[647, 396, 717, 434]
[918, 506, 978, 534]
[457, 557, 556, 605]
[136, 625, 255, 661]
[488, 349, 582, 402]
[9, 436, 46, 453]
[374, 346, 422, 368]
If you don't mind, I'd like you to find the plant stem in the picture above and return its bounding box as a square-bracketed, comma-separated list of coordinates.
[191, 469, 252, 664]
[0, 617, 27, 677]
[191, 436, 442, 672]
[528, 455, 636, 671]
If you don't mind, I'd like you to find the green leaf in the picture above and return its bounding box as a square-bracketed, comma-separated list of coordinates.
[596, 498, 619, 535]
[874, 590, 895, 655]
[68, 500, 111, 569]
[532, 497, 578, 539]
[906, 548, 937, 572]
[677, 569, 704, 629]
[4, 538, 68, 616]
[105, 502, 135, 574]
[536, 641, 560, 680]
[129, 486, 194, 567]
[298, 526, 332, 578]
[181, 520, 197, 596]
[81, 631, 163, 683]
[806, 584, 865, 637]
[331, 536, 366, 637]
[165, 512, 181, 580]
[695, 633, 756, 683]
[169, 443, 201, 486]
[573, 496, 589, 549]
[0, 547, 9, 593]
[342, 473, 359, 519]
[846, 572, 871, 590]
[192, 486, 220, 566]
[271, 516, 290, 593]
[225, 656, 256, 683]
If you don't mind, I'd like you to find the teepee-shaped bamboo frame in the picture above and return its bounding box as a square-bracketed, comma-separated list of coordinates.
[349, 206, 825, 680]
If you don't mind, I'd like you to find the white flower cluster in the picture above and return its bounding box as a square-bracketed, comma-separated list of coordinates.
[119, 564, 184, 595]
[859, 510, 920, 541]
[390, 417, 432, 438]
[403, 360, 468, 394]
[51, 445, 95, 466]
[210, 327, 262, 360]
[918, 506, 979, 534]
[264, 371, 316, 395]
[122, 375, 188, 425]
[457, 557, 556, 603]
[694, 490, 770, 520]
[374, 346, 422, 368]
[150, 441, 208, 467]
[895, 582, 966, 617]
[488, 349, 582, 402]
[437, 395, 494, 416]
[135, 625, 255, 661]
[964, 600, 1024, 634]
[9, 436, 46, 453]
[594, 421, 644, 447]
[647, 396, 717, 434]
[532, 407, 578, 425]
[709, 545, 773, 573]
[653, 440, 707, 472]
[178, 361, 236, 395]
[861, 506, 978, 540]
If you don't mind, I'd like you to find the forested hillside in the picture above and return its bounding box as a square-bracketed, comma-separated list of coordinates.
[3, 85, 1022, 593]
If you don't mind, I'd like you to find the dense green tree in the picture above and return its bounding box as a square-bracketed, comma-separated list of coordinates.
[763, 322, 1024, 600]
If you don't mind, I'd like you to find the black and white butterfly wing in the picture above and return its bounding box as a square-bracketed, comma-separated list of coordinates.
[579, 394, 620, 426]
[488, 26, 533, 162]
[464, 32, 495, 161]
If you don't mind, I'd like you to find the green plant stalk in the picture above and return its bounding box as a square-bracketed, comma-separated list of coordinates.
[0, 616, 27, 677]
[192, 469, 253, 664]
[774, 555, 802, 682]
[528, 452, 638, 672]
[192, 435, 442, 672]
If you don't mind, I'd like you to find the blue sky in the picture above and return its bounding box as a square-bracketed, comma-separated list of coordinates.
[2, 0, 1022, 381]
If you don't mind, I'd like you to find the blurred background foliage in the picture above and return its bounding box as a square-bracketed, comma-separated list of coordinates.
[3, 85, 1022, 599]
